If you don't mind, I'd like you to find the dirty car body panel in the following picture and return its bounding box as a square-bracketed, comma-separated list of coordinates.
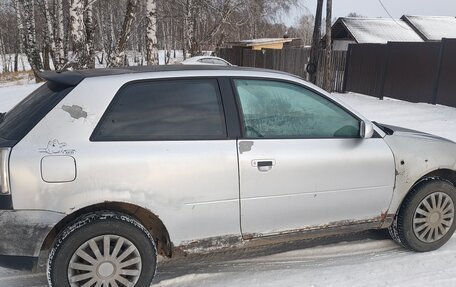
[0, 66, 454, 271]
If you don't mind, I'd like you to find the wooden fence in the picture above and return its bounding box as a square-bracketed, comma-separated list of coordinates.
[218, 47, 347, 92]
[344, 39, 456, 108]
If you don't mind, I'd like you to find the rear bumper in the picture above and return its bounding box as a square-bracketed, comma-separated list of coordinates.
[0, 210, 64, 257]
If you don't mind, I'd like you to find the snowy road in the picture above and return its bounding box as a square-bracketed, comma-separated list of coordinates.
[0, 85, 455, 286]
[1, 231, 456, 287]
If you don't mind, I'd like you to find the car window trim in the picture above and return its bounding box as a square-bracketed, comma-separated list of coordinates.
[90, 77, 231, 142]
[229, 77, 379, 140]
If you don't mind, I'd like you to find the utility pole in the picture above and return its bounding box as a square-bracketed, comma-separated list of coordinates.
[308, 0, 324, 84]
[323, 0, 333, 92]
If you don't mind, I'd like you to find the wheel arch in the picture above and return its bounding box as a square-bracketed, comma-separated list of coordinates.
[40, 202, 173, 258]
[383, 168, 456, 229]
[396, 168, 456, 214]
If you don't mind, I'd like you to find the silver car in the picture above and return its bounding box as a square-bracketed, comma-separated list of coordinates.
[0, 66, 455, 286]
[181, 56, 233, 66]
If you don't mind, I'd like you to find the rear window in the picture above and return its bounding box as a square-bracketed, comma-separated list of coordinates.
[91, 79, 227, 141]
[0, 82, 74, 141]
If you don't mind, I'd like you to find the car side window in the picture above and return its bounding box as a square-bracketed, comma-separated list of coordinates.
[92, 79, 227, 141]
[211, 59, 228, 65]
[199, 58, 213, 64]
[234, 79, 360, 139]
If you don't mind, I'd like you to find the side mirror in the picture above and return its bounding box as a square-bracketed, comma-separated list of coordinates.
[360, 121, 374, 139]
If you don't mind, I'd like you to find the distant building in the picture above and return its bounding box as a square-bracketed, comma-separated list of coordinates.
[331, 17, 423, 51]
[226, 38, 303, 50]
[401, 15, 456, 41]
[330, 15, 456, 51]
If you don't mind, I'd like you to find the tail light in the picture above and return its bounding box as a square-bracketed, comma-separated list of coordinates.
[0, 148, 10, 195]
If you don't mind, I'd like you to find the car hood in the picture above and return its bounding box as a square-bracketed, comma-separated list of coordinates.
[375, 122, 454, 144]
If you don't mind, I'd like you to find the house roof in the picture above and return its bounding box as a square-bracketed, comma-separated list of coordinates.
[227, 38, 294, 47]
[401, 15, 456, 41]
[332, 17, 424, 44]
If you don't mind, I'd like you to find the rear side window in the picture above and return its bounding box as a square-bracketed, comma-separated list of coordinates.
[91, 79, 227, 141]
[0, 82, 73, 142]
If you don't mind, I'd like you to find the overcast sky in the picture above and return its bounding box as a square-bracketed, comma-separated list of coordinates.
[284, 0, 456, 25]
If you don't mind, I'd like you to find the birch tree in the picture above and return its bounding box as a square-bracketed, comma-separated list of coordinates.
[109, 0, 139, 67]
[22, 0, 43, 80]
[0, 36, 7, 73]
[54, 0, 66, 69]
[1, 0, 303, 73]
[84, 0, 95, 68]
[146, 0, 159, 65]
[43, 0, 57, 70]
[183, 0, 195, 59]
[69, 0, 85, 69]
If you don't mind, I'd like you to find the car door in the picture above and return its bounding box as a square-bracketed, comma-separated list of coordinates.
[82, 78, 241, 243]
[233, 78, 395, 238]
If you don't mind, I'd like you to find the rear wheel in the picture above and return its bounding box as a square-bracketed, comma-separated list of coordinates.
[48, 212, 157, 287]
[392, 179, 456, 252]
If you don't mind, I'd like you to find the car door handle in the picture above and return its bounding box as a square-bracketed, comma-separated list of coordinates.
[251, 159, 275, 172]
[257, 161, 273, 167]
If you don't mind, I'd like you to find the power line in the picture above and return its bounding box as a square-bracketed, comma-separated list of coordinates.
[378, 0, 410, 30]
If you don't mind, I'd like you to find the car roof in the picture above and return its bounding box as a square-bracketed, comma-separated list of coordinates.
[39, 65, 293, 86]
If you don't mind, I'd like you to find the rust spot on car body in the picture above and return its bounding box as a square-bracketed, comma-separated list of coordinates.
[62, 105, 88, 120]
[239, 141, 254, 154]
[172, 217, 385, 257]
[381, 211, 387, 221]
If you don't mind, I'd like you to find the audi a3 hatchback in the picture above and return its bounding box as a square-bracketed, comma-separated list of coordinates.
[0, 66, 455, 286]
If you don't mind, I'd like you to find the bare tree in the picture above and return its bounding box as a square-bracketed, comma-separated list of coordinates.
[54, 0, 67, 69]
[21, 0, 43, 81]
[1, 0, 303, 73]
[43, 0, 57, 70]
[109, 0, 139, 67]
[69, 0, 86, 69]
[183, 0, 194, 58]
[146, 0, 159, 65]
[84, 0, 95, 68]
[308, 0, 323, 84]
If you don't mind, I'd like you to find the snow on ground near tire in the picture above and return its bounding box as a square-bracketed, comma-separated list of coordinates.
[154, 237, 456, 287]
[0, 84, 455, 286]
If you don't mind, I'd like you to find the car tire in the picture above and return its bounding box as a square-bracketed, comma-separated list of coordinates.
[395, 178, 456, 252]
[47, 211, 157, 287]
[388, 216, 404, 247]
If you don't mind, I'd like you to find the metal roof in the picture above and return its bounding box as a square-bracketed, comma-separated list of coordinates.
[401, 15, 456, 41]
[227, 38, 294, 47]
[332, 17, 424, 44]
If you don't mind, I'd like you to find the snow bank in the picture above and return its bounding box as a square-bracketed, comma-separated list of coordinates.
[333, 93, 456, 142]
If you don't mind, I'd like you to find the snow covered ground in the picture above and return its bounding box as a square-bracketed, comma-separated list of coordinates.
[0, 84, 455, 286]
[0, 50, 208, 73]
[334, 93, 456, 142]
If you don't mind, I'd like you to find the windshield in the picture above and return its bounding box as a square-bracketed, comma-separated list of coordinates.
[0, 82, 74, 141]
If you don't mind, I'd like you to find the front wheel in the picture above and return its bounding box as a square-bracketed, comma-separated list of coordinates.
[391, 179, 456, 252]
[47, 212, 157, 287]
